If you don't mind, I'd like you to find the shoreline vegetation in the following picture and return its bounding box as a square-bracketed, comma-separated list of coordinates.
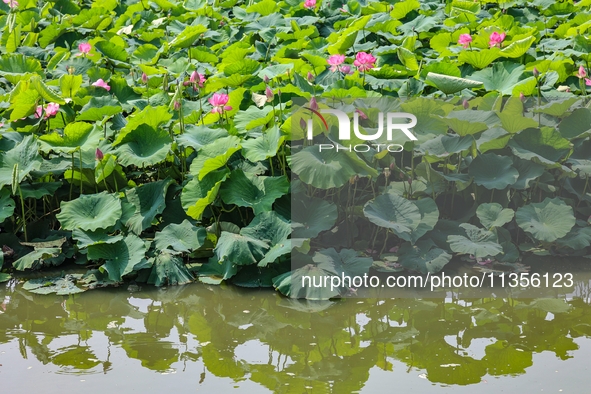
[0, 0, 590, 298]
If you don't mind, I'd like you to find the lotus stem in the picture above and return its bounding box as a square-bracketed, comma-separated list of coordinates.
[17, 182, 28, 242]
[79, 149, 83, 195]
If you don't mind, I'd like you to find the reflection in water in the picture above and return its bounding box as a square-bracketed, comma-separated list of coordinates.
[2, 276, 591, 392]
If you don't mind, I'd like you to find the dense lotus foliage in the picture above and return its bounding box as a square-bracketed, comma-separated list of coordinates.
[0, 0, 591, 296]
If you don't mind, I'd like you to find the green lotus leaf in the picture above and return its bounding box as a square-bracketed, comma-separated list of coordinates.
[0, 54, 43, 84]
[219, 170, 289, 215]
[469, 153, 518, 189]
[213, 232, 268, 266]
[125, 178, 174, 234]
[398, 241, 452, 274]
[470, 62, 525, 94]
[88, 235, 148, 282]
[170, 24, 207, 48]
[113, 124, 172, 168]
[176, 126, 228, 150]
[198, 257, 239, 284]
[515, 198, 576, 243]
[292, 195, 338, 239]
[39, 122, 101, 154]
[72, 228, 124, 249]
[448, 223, 503, 258]
[19, 182, 62, 199]
[154, 220, 206, 253]
[8, 81, 41, 120]
[241, 126, 285, 162]
[559, 108, 591, 139]
[291, 146, 378, 189]
[147, 251, 194, 286]
[56, 192, 122, 231]
[242, 211, 291, 267]
[500, 36, 537, 58]
[23, 275, 85, 295]
[0, 188, 15, 223]
[181, 169, 228, 220]
[476, 203, 515, 230]
[425, 72, 483, 94]
[77, 96, 123, 122]
[458, 48, 501, 69]
[410, 198, 440, 244]
[508, 127, 572, 167]
[30, 75, 66, 105]
[364, 191, 422, 241]
[510, 156, 546, 190]
[95, 41, 128, 62]
[435, 110, 497, 136]
[418, 135, 473, 157]
[113, 106, 173, 146]
[0, 273, 11, 283]
[0, 135, 42, 191]
[189, 136, 241, 180]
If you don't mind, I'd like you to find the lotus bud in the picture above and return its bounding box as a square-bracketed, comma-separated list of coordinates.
[174, 100, 181, 111]
[309, 97, 318, 111]
[265, 86, 274, 102]
[389, 246, 399, 253]
[408, 177, 412, 185]
[67, 66, 75, 75]
[300, 118, 307, 131]
[263, 75, 270, 83]
[95, 148, 104, 161]
[519, 92, 525, 102]
[462, 99, 469, 109]
[141, 72, 148, 84]
[307, 71, 314, 82]
[389, 162, 397, 171]
[533, 67, 540, 78]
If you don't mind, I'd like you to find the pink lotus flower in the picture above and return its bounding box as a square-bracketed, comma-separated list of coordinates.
[45, 102, 60, 117]
[489, 31, 506, 47]
[78, 42, 91, 54]
[458, 34, 472, 48]
[586, 78, 591, 86]
[190, 71, 206, 88]
[340, 65, 352, 74]
[95, 148, 104, 160]
[355, 109, 368, 120]
[303, 0, 316, 9]
[92, 79, 110, 91]
[3, 0, 18, 8]
[208, 92, 232, 114]
[34, 105, 43, 119]
[328, 54, 345, 72]
[577, 65, 587, 78]
[353, 52, 376, 72]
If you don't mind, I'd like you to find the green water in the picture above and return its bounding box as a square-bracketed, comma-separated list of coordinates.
[2, 265, 591, 393]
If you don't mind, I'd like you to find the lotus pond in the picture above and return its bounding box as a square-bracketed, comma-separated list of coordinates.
[2, 256, 591, 393]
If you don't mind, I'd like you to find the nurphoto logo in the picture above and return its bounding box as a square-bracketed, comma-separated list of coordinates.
[297, 98, 418, 152]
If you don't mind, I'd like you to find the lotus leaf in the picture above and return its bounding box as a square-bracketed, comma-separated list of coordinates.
[516, 198, 576, 243]
[56, 192, 122, 231]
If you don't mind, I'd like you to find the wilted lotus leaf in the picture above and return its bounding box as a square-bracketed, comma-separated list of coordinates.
[476, 203, 514, 230]
[147, 251, 194, 286]
[469, 153, 518, 189]
[448, 223, 503, 258]
[13, 248, 62, 270]
[154, 220, 206, 253]
[23, 274, 85, 295]
[515, 198, 576, 243]
[56, 192, 122, 231]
